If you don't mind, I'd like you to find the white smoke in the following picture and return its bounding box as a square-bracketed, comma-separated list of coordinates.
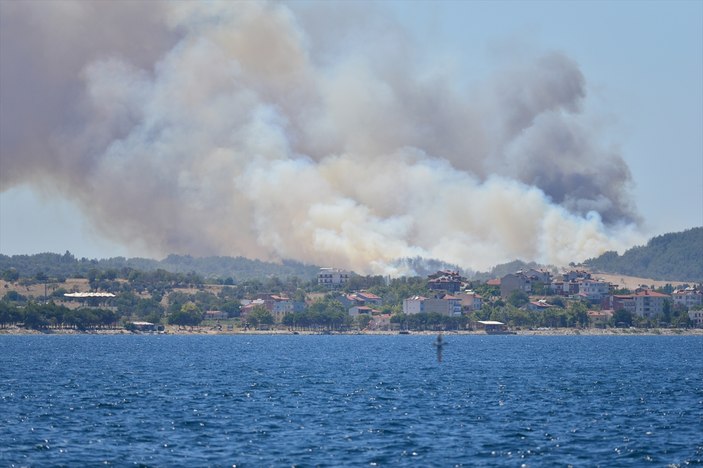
[0, 1, 642, 275]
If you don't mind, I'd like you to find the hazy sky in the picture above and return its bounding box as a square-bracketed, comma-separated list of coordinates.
[0, 0, 703, 271]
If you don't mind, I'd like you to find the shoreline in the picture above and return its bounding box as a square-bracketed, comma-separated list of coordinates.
[1, 325, 702, 337]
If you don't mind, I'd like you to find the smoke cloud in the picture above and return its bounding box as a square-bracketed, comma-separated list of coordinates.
[0, 1, 641, 274]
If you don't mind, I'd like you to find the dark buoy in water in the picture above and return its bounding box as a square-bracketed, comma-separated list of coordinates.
[434, 333, 445, 362]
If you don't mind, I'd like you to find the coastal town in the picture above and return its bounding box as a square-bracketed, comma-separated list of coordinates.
[1, 263, 701, 334]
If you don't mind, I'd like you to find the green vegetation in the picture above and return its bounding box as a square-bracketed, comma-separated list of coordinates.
[585, 227, 703, 282]
[0, 251, 319, 283]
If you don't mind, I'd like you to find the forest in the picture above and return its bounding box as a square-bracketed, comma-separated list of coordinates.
[585, 227, 703, 282]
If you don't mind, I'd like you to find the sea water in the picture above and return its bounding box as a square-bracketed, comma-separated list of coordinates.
[1, 335, 701, 466]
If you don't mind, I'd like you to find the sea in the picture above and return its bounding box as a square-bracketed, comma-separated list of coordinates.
[1, 334, 701, 467]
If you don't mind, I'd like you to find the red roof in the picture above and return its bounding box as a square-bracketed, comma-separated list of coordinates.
[634, 290, 670, 298]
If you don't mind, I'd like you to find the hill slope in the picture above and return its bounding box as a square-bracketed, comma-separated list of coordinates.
[584, 227, 703, 282]
[0, 252, 320, 281]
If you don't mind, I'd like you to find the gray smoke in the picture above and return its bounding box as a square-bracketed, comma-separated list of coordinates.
[0, 1, 641, 274]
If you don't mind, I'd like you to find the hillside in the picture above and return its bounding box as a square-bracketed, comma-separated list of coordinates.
[584, 227, 703, 282]
[0, 252, 320, 282]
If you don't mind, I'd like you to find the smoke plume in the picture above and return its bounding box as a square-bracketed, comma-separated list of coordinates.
[0, 1, 641, 274]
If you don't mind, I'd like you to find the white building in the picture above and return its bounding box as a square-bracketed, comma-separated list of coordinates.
[318, 268, 350, 288]
[402, 294, 462, 316]
[672, 287, 703, 308]
[403, 296, 427, 315]
[578, 279, 611, 301]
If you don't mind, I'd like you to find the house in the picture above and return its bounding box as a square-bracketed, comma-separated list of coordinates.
[526, 268, 552, 284]
[588, 310, 613, 327]
[562, 270, 591, 282]
[455, 291, 483, 312]
[672, 287, 703, 308]
[338, 291, 383, 315]
[368, 314, 391, 331]
[240, 299, 267, 318]
[318, 268, 350, 288]
[241, 295, 304, 322]
[500, 273, 531, 298]
[204, 310, 227, 320]
[427, 270, 464, 293]
[349, 306, 375, 317]
[688, 309, 703, 327]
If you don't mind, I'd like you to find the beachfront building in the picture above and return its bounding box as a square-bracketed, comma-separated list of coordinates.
[672, 287, 703, 308]
[403, 296, 427, 315]
[318, 268, 350, 288]
[588, 310, 613, 328]
[688, 309, 703, 327]
[240, 295, 304, 322]
[608, 289, 670, 318]
[402, 294, 462, 316]
[425, 294, 463, 316]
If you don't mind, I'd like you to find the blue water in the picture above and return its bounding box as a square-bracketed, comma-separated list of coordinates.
[1, 335, 701, 466]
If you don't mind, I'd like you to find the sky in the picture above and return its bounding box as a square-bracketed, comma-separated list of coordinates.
[0, 0, 701, 274]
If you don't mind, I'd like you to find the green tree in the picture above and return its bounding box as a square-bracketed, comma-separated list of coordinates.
[247, 305, 273, 328]
[611, 309, 633, 327]
[508, 290, 530, 308]
[168, 302, 202, 328]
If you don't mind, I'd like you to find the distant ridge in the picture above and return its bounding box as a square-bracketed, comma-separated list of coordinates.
[584, 227, 703, 282]
[0, 252, 320, 281]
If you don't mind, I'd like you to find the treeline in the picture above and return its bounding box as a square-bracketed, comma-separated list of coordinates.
[0, 252, 320, 282]
[585, 227, 703, 282]
[0, 302, 118, 330]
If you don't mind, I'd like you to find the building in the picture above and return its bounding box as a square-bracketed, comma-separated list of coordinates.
[500, 273, 531, 298]
[672, 287, 703, 308]
[427, 270, 464, 293]
[455, 291, 483, 312]
[204, 310, 227, 320]
[578, 279, 612, 302]
[402, 294, 462, 316]
[588, 310, 613, 327]
[632, 290, 670, 317]
[423, 294, 463, 316]
[318, 268, 350, 288]
[403, 296, 427, 315]
[688, 309, 703, 327]
[562, 270, 591, 282]
[241, 295, 304, 322]
[609, 289, 670, 318]
[349, 306, 375, 318]
[525, 268, 552, 284]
